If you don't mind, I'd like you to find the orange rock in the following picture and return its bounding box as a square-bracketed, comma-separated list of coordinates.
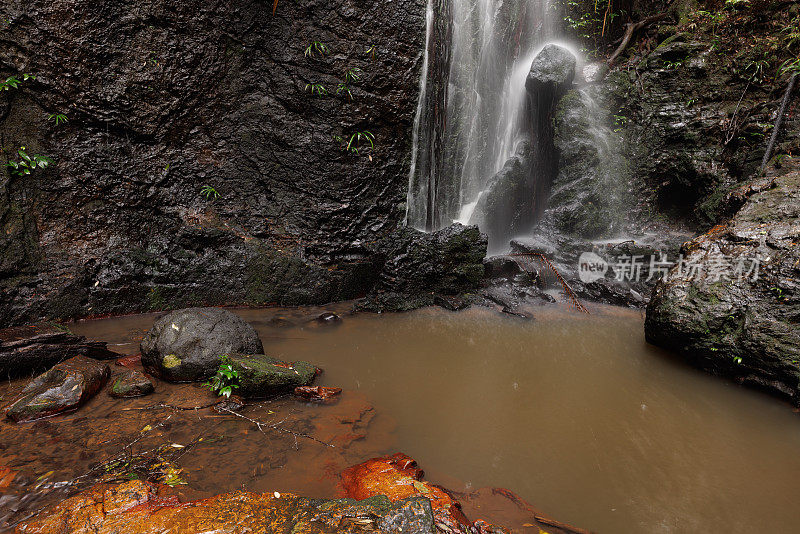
[339, 452, 472, 531]
[115, 354, 142, 369]
[0, 466, 15, 489]
[15, 479, 437, 534]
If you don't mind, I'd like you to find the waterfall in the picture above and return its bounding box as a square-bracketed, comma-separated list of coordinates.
[406, 0, 557, 234]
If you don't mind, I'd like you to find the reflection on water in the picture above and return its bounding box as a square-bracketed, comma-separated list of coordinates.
[6, 304, 800, 533]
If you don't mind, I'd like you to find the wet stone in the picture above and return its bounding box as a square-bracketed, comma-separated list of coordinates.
[108, 369, 154, 398]
[228, 354, 318, 398]
[5, 356, 110, 422]
[14, 480, 437, 534]
[0, 324, 119, 380]
[140, 308, 264, 383]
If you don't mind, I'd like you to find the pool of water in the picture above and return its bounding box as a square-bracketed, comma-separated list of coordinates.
[6, 304, 800, 532]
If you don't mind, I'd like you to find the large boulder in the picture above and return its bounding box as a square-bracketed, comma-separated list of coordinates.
[227, 354, 317, 398]
[364, 223, 488, 311]
[0, 324, 119, 380]
[5, 356, 110, 422]
[645, 165, 800, 403]
[526, 44, 577, 92]
[140, 308, 264, 383]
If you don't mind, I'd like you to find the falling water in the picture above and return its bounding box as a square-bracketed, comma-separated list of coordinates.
[406, 0, 557, 232]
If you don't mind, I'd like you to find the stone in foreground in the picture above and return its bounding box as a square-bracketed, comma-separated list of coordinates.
[13, 480, 436, 534]
[228, 354, 317, 398]
[6, 356, 110, 422]
[140, 308, 264, 383]
[646, 165, 800, 403]
[108, 369, 154, 398]
[0, 324, 119, 379]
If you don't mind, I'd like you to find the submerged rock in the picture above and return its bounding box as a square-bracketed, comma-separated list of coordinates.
[315, 312, 341, 324]
[294, 385, 342, 403]
[228, 354, 317, 398]
[646, 165, 800, 403]
[0, 324, 119, 380]
[13, 480, 437, 534]
[140, 308, 264, 383]
[6, 356, 110, 422]
[108, 369, 154, 398]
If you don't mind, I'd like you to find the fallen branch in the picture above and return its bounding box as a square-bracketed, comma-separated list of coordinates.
[492, 488, 595, 534]
[761, 72, 798, 172]
[607, 13, 669, 67]
[217, 406, 335, 448]
[509, 253, 589, 314]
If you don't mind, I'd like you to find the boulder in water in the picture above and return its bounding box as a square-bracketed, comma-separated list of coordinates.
[6, 356, 110, 422]
[228, 354, 317, 398]
[364, 223, 487, 311]
[109, 369, 154, 398]
[526, 44, 577, 92]
[646, 165, 800, 404]
[140, 308, 264, 383]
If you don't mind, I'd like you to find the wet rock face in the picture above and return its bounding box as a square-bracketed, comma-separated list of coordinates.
[0, 0, 426, 326]
[645, 164, 800, 403]
[6, 356, 110, 422]
[548, 85, 628, 239]
[14, 480, 437, 534]
[140, 308, 264, 383]
[364, 223, 488, 311]
[0, 324, 119, 379]
[227, 354, 317, 398]
[108, 369, 154, 398]
[469, 143, 533, 249]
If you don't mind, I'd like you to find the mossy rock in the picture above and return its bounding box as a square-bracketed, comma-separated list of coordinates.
[228, 353, 317, 398]
[109, 369, 154, 398]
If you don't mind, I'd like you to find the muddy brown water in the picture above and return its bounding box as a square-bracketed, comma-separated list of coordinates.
[3, 303, 800, 533]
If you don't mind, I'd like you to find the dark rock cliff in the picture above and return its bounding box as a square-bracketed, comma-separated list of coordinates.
[0, 0, 426, 325]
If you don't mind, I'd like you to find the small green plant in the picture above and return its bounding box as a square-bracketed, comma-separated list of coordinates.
[732, 356, 743, 365]
[344, 67, 363, 84]
[200, 185, 220, 200]
[304, 41, 330, 58]
[777, 58, 800, 78]
[365, 45, 376, 59]
[1, 73, 35, 92]
[205, 355, 240, 398]
[48, 113, 68, 125]
[305, 83, 328, 96]
[5, 146, 52, 176]
[336, 83, 353, 100]
[334, 131, 375, 155]
[612, 113, 626, 132]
